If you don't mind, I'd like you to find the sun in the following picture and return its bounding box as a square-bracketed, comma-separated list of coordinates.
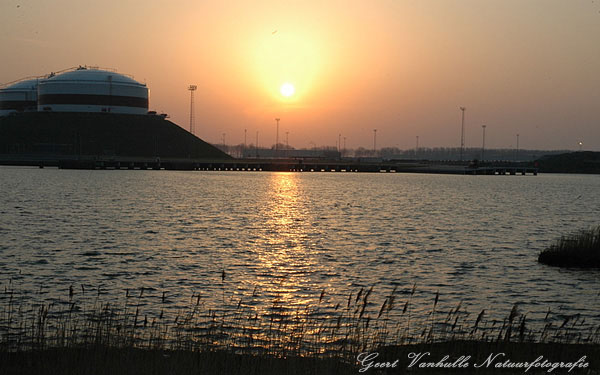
[280, 82, 295, 97]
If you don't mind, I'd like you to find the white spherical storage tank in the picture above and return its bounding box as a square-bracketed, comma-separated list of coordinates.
[37, 67, 148, 115]
[0, 79, 39, 116]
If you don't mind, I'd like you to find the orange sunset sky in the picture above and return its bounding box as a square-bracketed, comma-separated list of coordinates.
[1, 0, 599, 150]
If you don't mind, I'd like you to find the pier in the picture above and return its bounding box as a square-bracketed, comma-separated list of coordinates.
[0, 155, 538, 175]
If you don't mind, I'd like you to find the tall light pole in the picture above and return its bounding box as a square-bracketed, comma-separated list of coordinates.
[460, 107, 466, 161]
[481, 125, 486, 161]
[243, 128, 247, 158]
[579, 141, 583, 151]
[416, 135, 419, 157]
[373, 129, 377, 154]
[275, 118, 280, 156]
[188, 85, 197, 134]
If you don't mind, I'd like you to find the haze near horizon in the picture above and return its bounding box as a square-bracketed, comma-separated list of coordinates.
[1, 0, 599, 151]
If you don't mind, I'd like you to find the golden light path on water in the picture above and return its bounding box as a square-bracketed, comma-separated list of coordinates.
[238, 173, 331, 350]
[254, 172, 317, 310]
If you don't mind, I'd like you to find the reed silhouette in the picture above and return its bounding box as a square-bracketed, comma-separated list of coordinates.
[538, 226, 600, 268]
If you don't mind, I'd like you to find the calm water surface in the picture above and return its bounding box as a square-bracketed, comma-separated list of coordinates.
[1, 167, 599, 334]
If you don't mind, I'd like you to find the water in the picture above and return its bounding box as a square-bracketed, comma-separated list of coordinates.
[1, 167, 599, 339]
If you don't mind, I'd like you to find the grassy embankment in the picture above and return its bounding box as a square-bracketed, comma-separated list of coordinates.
[538, 226, 600, 268]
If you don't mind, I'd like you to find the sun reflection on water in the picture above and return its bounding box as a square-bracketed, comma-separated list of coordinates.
[253, 173, 318, 310]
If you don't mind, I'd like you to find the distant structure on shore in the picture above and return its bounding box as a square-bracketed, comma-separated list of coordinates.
[1, 66, 149, 116]
[0, 79, 39, 116]
[0, 66, 231, 162]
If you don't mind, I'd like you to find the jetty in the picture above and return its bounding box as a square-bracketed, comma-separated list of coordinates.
[0, 155, 538, 175]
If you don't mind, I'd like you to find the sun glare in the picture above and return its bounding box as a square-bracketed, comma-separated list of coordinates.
[280, 82, 295, 97]
[249, 29, 323, 102]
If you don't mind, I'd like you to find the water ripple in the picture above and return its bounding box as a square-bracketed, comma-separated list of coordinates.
[0, 169, 599, 334]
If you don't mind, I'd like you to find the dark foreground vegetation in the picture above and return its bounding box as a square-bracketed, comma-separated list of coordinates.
[538, 226, 600, 268]
[2, 285, 599, 374]
[1, 341, 597, 375]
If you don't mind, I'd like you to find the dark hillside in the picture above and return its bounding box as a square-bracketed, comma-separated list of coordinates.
[0, 112, 230, 160]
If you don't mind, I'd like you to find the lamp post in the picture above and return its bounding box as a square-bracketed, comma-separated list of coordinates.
[416, 135, 419, 157]
[188, 85, 197, 134]
[481, 125, 486, 161]
[275, 118, 280, 156]
[373, 129, 377, 154]
[243, 129, 247, 158]
[460, 107, 466, 161]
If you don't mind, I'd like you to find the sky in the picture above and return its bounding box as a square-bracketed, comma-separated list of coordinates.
[1, 0, 599, 151]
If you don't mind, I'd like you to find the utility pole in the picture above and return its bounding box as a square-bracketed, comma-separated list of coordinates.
[460, 107, 466, 161]
[188, 85, 197, 134]
[481, 125, 486, 161]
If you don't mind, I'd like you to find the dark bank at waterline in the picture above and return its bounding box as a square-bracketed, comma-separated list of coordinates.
[0, 112, 538, 173]
[10, 112, 600, 174]
[535, 151, 600, 174]
[1, 342, 597, 375]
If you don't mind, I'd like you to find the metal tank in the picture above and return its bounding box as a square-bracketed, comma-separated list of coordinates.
[0, 79, 39, 116]
[37, 66, 148, 115]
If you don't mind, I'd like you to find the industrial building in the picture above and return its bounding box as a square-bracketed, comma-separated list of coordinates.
[0, 78, 39, 116]
[0, 66, 231, 164]
[0, 66, 148, 116]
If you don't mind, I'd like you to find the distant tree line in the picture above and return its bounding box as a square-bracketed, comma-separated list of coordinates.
[376, 147, 569, 162]
[213, 142, 570, 161]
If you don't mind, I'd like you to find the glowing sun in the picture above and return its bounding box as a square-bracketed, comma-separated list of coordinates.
[280, 82, 295, 97]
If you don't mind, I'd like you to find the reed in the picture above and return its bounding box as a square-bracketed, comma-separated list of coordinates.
[538, 226, 600, 268]
[1, 282, 598, 374]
